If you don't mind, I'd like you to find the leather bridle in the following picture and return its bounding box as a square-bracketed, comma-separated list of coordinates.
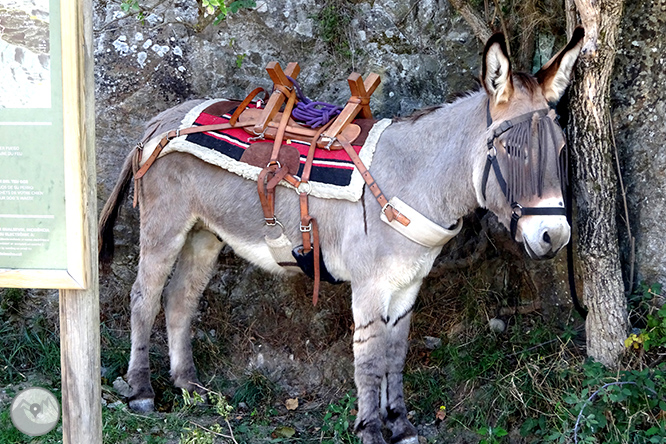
[481, 102, 567, 241]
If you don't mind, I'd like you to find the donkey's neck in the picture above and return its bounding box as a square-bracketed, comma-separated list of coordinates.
[371, 92, 488, 228]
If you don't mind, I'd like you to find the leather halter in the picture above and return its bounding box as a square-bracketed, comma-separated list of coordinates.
[481, 101, 566, 241]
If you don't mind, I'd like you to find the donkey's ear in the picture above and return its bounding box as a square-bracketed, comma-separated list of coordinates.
[482, 33, 513, 105]
[535, 27, 585, 104]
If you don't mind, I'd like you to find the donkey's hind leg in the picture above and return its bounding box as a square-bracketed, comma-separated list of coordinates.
[163, 226, 223, 395]
[382, 283, 421, 444]
[127, 220, 192, 412]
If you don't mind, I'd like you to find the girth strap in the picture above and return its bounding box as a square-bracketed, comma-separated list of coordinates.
[336, 136, 410, 227]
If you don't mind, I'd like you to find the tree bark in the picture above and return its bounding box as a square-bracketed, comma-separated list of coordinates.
[448, 0, 492, 42]
[568, 0, 627, 367]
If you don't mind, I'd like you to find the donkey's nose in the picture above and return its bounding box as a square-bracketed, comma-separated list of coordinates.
[540, 226, 569, 256]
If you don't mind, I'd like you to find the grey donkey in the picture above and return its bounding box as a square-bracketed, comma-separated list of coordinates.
[99, 29, 585, 444]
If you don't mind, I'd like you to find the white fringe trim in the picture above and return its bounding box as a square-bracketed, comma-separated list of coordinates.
[138, 99, 391, 202]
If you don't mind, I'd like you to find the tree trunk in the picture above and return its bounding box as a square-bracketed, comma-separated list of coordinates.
[568, 0, 627, 367]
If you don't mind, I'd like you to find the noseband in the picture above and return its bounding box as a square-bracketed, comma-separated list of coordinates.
[481, 101, 567, 241]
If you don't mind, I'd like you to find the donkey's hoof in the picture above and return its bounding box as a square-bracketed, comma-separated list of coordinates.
[128, 397, 155, 413]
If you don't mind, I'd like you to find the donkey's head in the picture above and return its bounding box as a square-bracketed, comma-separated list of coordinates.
[480, 28, 584, 259]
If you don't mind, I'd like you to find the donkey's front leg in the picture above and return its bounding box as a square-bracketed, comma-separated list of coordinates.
[383, 283, 421, 444]
[352, 283, 390, 444]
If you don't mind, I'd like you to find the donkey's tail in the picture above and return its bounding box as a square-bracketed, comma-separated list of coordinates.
[98, 148, 137, 268]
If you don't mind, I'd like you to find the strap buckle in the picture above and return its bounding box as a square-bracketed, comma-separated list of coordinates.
[382, 202, 403, 221]
[295, 181, 312, 195]
[320, 136, 336, 151]
[511, 202, 523, 220]
[487, 143, 497, 160]
[300, 222, 312, 232]
[250, 127, 267, 141]
[167, 129, 181, 141]
[265, 217, 284, 228]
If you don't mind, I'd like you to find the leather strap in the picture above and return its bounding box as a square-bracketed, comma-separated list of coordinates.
[297, 121, 334, 305]
[337, 135, 410, 226]
[228, 87, 267, 126]
[134, 121, 255, 180]
[256, 90, 299, 226]
[510, 205, 566, 240]
[257, 165, 278, 225]
[270, 90, 297, 162]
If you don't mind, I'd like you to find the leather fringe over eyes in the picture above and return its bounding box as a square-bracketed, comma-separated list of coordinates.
[495, 113, 566, 204]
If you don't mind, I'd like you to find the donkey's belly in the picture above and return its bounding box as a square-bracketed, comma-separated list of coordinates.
[215, 225, 296, 276]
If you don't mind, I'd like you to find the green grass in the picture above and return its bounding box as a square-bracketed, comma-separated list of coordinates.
[4, 284, 666, 444]
[0, 315, 61, 386]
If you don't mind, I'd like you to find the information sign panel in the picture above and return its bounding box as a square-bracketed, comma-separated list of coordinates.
[0, 0, 88, 289]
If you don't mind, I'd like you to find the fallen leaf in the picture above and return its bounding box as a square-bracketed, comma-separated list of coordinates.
[271, 425, 296, 438]
[435, 406, 447, 421]
[285, 397, 299, 410]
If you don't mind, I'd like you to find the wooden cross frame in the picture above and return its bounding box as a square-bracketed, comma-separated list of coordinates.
[253, 61, 300, 135]
[318, 72, 381, 148]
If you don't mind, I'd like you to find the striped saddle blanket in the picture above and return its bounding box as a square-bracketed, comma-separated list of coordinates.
[141, 99, 391, 202]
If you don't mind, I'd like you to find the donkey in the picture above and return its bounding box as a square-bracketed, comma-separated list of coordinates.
[99, 29, 584, 444]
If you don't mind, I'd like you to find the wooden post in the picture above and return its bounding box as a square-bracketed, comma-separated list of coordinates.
[59, 0, 102, 442]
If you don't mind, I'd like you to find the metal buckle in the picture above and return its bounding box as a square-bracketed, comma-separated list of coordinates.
[511, 203, 523, 219]
[382, 202, 403, 220]
[487, 143, 497, 159]
[167, 129, 181, 141]
[250, 127, 267, 141]
[267, 160, 282, 169]
[295, 181, 312, 195]
[319, 136, 336, 151]
[265, 217, 284, 229]
[300, 222, 312, 232]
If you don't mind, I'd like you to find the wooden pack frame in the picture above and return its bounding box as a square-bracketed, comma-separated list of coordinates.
[250, 61, 380, 148]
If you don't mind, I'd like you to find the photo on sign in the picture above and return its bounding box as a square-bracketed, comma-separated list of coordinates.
[0, 0, 51, 109]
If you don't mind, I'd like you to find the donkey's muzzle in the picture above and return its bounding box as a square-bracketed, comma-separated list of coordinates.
[522, 224, 570, 260]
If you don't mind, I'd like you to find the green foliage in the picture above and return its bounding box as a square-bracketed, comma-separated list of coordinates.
[313, 1, 354, 59]
[235, 53, 246, 68]
[103, 405, 179, 443]
[120, 0, 145, 22]
[231, 370, 277, 409]
[478, 425, 509, 444]
[0, 287, 25, 314]
[202, 0, 256, 25]
[643, 288, 666, 352]
[0, 314, 61, 385]
[320, 392, 360, 444]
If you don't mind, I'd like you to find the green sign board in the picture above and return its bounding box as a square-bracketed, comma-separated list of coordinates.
[0, 0, 89, 288]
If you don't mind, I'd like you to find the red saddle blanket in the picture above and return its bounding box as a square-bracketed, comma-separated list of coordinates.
[141, 99, 392, 202]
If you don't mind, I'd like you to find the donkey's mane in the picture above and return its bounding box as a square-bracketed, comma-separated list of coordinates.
[397, 72, 539, 124]
[512, 72, 540, 95]
[396, 89, 482, 123]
